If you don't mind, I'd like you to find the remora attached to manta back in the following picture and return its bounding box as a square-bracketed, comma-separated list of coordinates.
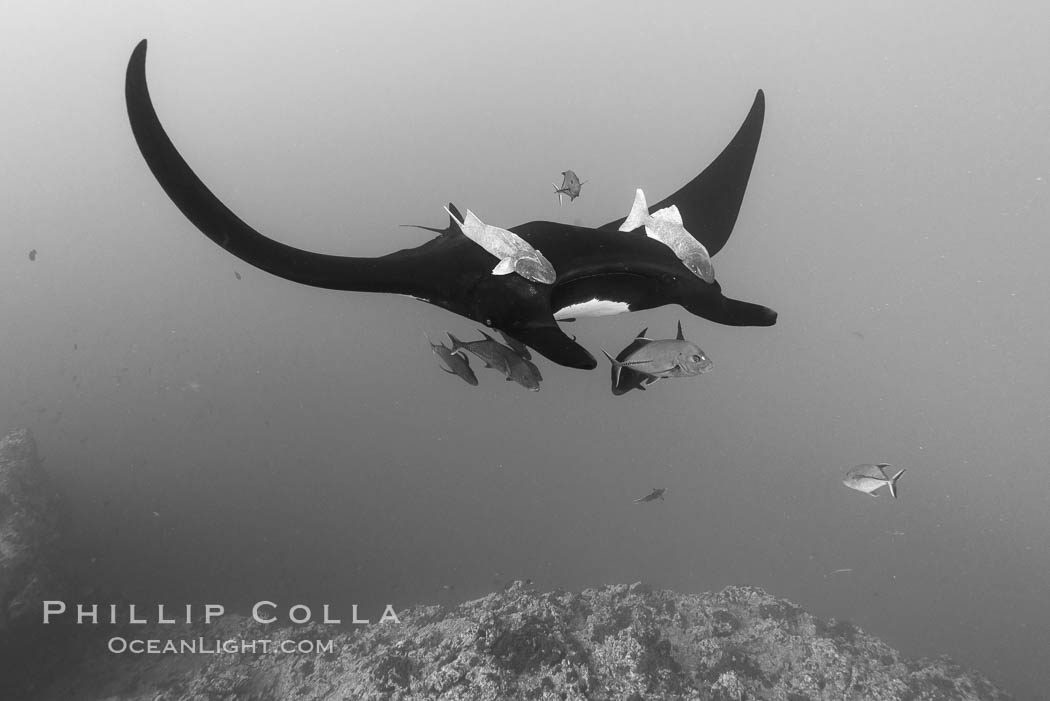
[444, 208, 556, 285]
[124, 40, 777, 370]
[619, 189, 715, 283]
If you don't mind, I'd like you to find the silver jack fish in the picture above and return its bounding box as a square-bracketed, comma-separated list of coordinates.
[445, 207, 557, 285]
[448, 330, 543, 391]
[601, 320, 713, 388]
[553, 170, 586, 205]
[618, 189, 714, 283]
[424, 332, 478, 386]
[842, 463, 906, 499]
[499, 331, 532, 360]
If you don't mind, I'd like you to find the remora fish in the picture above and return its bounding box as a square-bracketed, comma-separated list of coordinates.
[553, 170, 586, 204]
[424, 332, 478, 386]
[634, 488, 666, 503]
[618, 189, 715, 283]
[602, 321, 713, 389]
[842, 463, 906, 498]
[445, 207, 556, 285]
[448, 331, 542, 391]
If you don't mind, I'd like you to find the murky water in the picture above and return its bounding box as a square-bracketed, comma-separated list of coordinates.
[3, 3, 1048, 698]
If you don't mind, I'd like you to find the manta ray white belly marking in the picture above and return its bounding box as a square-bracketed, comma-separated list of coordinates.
[553, 298, 631, 320]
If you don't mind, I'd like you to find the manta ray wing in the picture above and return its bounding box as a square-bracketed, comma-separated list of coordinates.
[599, 90, 765, 258]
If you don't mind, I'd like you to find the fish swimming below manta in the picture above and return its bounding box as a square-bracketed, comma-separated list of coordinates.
[124, 40, 777, 370]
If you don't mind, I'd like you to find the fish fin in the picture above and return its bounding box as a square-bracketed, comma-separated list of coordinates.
[618, 189, 649, 232]
[888, 469, 906, 499]
[446, 332, 465, 354]
[601, 348, 624, 385]
[399, 223, 447, 235]
[442, 205, 463, 230]
[875, 464, 891, 479]
[447, 203, 464, 226]
[441, 368, 455, 375]
[636, 327, 649, 338]
[651, 204, 683, 225]
[492, 258, 516, 275]
[643, 376, 662, 386]
[477, 329, 497, 342]
[676, 320, 684, 340]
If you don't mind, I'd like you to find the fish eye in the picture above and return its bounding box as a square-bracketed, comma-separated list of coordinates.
[691, 355, 701, 362]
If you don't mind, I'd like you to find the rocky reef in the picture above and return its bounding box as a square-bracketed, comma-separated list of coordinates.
[0, 428, 74, 690]
[31, 582, 1010, 700]
[1, 428, 1014, 700]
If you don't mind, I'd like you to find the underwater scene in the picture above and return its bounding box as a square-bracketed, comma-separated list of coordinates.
[2, 3, 1048, 699]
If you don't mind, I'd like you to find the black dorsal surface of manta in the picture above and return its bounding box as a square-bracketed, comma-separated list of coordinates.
[125, 40, 776, 370]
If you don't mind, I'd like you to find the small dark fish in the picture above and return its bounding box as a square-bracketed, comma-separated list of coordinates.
[447, 331, 511, 374]
[448, 330, 542, 391]
[504, 354, 542, 391]
[424, 332, 478, 386]
[553, 170, 586, 205]
[498, 331, 532, 360]
[605, 321, 712, 395]
[843, 463, 906, 498]
[634, 488, 666, 503]
[28, 249, 37, 261]
[234, 271, 242, 280]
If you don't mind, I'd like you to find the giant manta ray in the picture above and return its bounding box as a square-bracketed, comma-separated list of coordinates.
[125, 40, 776, 370]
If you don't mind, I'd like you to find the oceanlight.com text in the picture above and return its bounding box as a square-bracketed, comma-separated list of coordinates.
[107, 637, 336, 655]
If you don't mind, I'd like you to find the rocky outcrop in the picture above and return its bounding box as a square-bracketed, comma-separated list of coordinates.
[0, 427, 1012, 699]
[35, 582, 1011, 700]
[0, 429, 70, 631]
[0, 428, 74, 692]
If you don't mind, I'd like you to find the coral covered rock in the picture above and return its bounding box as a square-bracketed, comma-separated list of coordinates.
[33, 581, 1011, 700]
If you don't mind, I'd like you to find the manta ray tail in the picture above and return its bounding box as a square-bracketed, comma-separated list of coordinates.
[618, 189, 649, 232]
[888, 469, 906, 499]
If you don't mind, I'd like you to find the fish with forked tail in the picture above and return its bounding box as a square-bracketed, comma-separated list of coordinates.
[424, 332, 478, 386]
[553, 170, 586, 204]
[842, 463, 906, 498]
[499, 331, 532, 360]
[619, 189, 714, 283]
[602, 321, 712, 393]
[448, 331, 542, 391]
